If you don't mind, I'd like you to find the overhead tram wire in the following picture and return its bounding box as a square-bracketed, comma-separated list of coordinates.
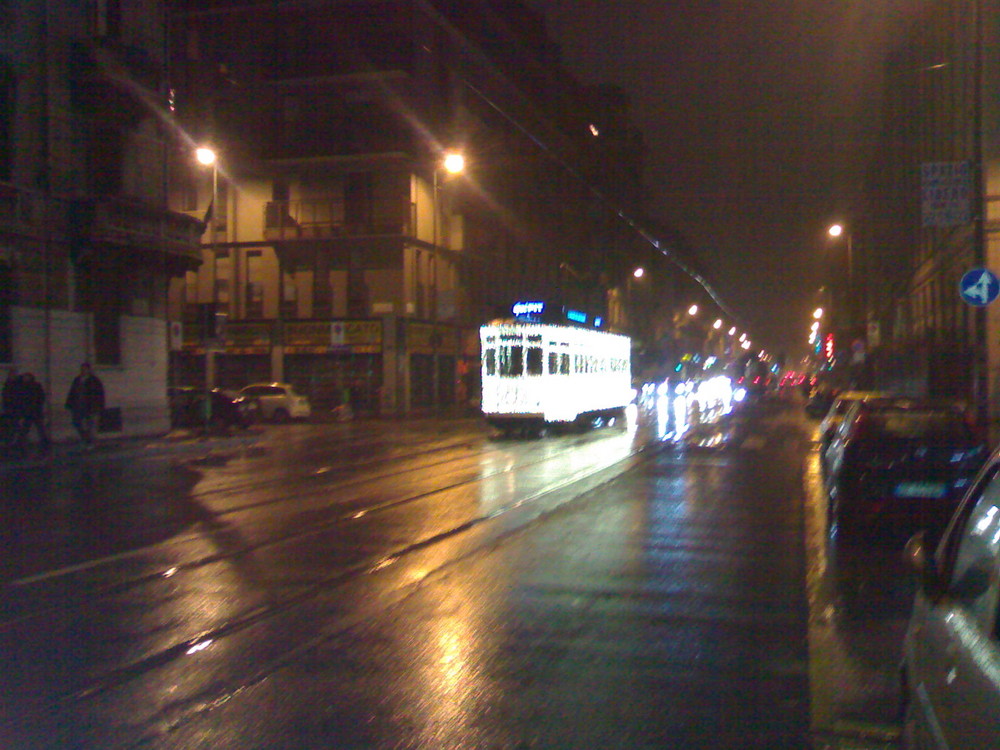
[412, 0, 740, 325]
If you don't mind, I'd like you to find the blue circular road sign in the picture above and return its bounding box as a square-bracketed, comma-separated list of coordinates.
[960, 267, 1000, 307]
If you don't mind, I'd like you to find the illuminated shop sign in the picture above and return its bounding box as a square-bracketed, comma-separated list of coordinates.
[565, 309, 587, 324]
[512, 301, 545, 317]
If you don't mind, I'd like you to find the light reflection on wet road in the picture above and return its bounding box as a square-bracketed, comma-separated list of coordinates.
[0, 395, 911, 748]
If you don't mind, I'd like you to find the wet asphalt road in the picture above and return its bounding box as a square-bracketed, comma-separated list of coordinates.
[0, 396, 913, 749]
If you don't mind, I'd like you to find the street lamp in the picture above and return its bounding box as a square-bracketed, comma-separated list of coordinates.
[197, 146, 218, 428]
[430, 151, 464, 407]
[432, 150, 465, 309]
[196, 147, 219, 309]
[827, 223, 853, 280]
[827, 223, 855, 329]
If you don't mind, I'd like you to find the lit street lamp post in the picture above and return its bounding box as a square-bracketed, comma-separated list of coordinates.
[827, 223, 854, 330]
[431, 151, 464, 407]
[431, 151, 465, 319]
[196, 147, 218, 427]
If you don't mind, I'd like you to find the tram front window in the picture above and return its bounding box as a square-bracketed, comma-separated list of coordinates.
[499, 345, 524, 376]
[526, 347, 543, 375]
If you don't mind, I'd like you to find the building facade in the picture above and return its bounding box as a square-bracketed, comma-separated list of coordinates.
[1, 0, 203, 439]
[856, 0, 1000, 434]
[165, 0, 647, 417]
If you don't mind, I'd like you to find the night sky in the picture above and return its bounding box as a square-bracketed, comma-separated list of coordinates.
[527, 0, 917, 361]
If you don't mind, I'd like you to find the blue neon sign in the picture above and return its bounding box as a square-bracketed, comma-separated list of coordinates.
[512, 301, 545, 316]
[565, 309, 587, 324]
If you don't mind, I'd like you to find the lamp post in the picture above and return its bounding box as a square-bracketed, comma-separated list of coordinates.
[431, 151, 465, 317]
[196, 146, 218, 319]
[430, 151, 463, 408]
[827, 223, 854, 328]
[196, 146, 218, 428]
[624, 266, 645, 334]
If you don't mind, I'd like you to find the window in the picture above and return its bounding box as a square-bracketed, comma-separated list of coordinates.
[548, 352, 558, 374]
[81, 263, 122, 366]
[345, 172, 373, 230]
[499, 345, 523, 377]
[526, 347, 543, 375]
[947, 467, 1000, 630]
[246, 250, 264, 318]
[485, 348, 496, 376]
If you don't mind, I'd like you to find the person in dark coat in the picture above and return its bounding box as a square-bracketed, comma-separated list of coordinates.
[15, 372, 49, 453]
[65, 363, 104, 445]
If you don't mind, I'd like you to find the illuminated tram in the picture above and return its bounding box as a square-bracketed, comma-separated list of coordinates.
[480, 307, 632, 434]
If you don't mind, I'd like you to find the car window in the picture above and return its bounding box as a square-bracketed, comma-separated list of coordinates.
[867, 409, 971, 440]
[836, 404, 860, 438]
[945, 467, 1000, 630]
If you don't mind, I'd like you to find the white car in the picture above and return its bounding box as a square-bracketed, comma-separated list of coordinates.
[901, 445, 1000, 748]
[238, 382, 311, 422]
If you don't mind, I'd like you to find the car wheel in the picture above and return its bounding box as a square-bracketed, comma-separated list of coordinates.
[272, 407, 289, 423]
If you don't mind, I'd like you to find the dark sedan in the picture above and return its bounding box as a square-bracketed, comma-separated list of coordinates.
[824, 397, 987, 541]
[168, 387, 257, 430]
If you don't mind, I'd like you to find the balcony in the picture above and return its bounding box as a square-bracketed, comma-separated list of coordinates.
[70, 39, 161, 126]
[264, 199, 415, 241]
[89, 197, 204, 262]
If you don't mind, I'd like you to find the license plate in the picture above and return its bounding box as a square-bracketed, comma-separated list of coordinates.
[893, 481, 948, 499]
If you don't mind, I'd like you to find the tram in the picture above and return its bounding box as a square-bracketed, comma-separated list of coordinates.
[480, 314, 633, 435]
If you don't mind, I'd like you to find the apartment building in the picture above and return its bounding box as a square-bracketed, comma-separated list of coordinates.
[1, 0, 203, 438]
[166, 0, 646, 416]
[851, 0, 1000, 437]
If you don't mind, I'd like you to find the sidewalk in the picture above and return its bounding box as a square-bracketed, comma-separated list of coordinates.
[0, 425, 266, 472]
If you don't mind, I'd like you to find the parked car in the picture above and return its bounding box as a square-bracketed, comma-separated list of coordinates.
[238, 382, 311, 422]
[805, 386, 837, 418]
[900, 447, 1000, 748]
[817, 390, 891, 472]
[824, 397, 986, 539]
[168, 387, 257, 429]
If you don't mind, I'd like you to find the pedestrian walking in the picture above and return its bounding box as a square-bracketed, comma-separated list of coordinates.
[65, 363, 105, 446]
[15, 372, 49, 454]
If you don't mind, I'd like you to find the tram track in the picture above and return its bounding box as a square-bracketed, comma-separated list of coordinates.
[2, 429, 607, 597]
[1, 425, 653, 746]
